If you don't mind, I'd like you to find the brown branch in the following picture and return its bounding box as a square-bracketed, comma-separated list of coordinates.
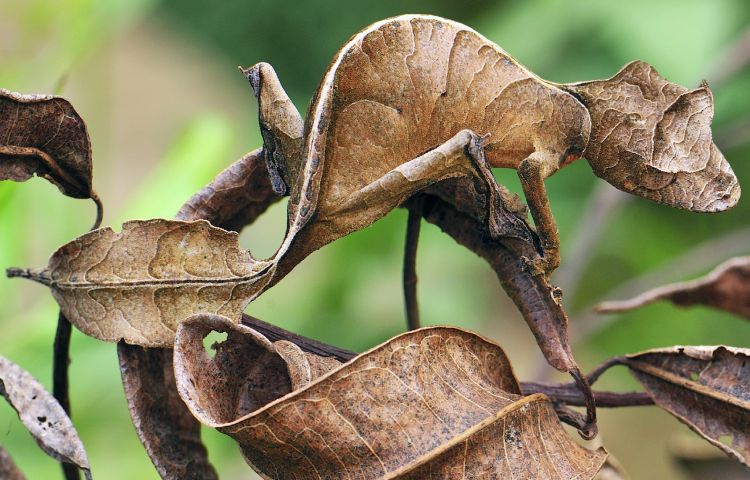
[403, 199, 423, 331]
[53, 312, 80, 480]
[239, 314, 653, 408]
[522, 382, 653, 408]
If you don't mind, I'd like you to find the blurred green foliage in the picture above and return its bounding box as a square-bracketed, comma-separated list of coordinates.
[1, 0, 749, 478]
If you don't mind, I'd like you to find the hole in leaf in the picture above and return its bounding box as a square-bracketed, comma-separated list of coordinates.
[203, 331, 228, 358]
[689, 372, 699, 381]
[37, 416, 46, 423]
[718, 435, 733, 447]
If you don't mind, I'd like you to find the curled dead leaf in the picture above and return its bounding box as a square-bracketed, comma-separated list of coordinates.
[623, 346, 750, 466]
[0, 356, 90, 479]
[174, 316, 606, 479]
[596, 256, 750, 319]
[0, 89, 102, 226]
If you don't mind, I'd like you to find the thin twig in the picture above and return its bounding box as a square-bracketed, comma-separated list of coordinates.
[403, 198, 423, 331]
[53, 312, 80, 480]
[239, 313, 653, 408]
[522, 382, 653, 408]
[586, 356, 627, 386]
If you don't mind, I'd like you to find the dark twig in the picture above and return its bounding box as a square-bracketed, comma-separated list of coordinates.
[522, 382, 653, 408]
[239, 313, 654, 409]
[53, 312, 80, 480]
[586, 356, 627, 386]
[403, 198, 423, 331]
[241, 314, 356, 363]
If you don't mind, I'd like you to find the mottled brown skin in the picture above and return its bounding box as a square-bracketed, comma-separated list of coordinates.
[243, 14, 739, 276]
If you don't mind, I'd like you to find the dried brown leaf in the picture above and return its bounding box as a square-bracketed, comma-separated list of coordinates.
[25, 219, 274, 347]
[174, 316, 606, 479]
[596, 256, 750, 318]
[0, 89, 102, 224]
[624, 346, 750, 466]
[117, 345, 217, 479]
[0, 445, 26, 480]
[568, 61, 739, 212]
[0, 356, 90, 479]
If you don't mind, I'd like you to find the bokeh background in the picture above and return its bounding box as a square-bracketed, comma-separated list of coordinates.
[1, 0, 749, 478]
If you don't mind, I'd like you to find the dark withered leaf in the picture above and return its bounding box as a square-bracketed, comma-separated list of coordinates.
[0, 356, 90, 479]
[597, 256, 750, 319]
[624, 346, 750, 466]
[174, 315, 606, 479]
[0, 89, 102, 223]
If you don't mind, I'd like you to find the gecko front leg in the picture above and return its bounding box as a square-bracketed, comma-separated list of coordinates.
[517, 151, 562, 276]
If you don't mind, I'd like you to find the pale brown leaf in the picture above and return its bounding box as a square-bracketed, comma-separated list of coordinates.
[596, 256, 750, 318]
[623, 346, 750, 466]
[0, 445, 26, 480]
[24, 219, 274, 347]
[0, 356, 90, 479]
[174, 316, 606, 479]
[0, 89, 102, 224]
[567, 61, 739, 212]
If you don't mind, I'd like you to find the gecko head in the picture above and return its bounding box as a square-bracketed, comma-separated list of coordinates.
[564, 60, 739, 212]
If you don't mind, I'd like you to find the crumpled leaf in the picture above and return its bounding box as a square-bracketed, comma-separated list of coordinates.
[0, 89, 102, 222]
[174, 316, 607, 479]
[567, 61, 739, 212]
[596, 256, 750, 319]
[0, 445, 26, 480]
[623, 346, 750, 466]
[21, 219, 274, 347]
[0, 355, 90, 479]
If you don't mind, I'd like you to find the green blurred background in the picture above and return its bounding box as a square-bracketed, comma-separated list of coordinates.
[1, 0, 749, 478]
